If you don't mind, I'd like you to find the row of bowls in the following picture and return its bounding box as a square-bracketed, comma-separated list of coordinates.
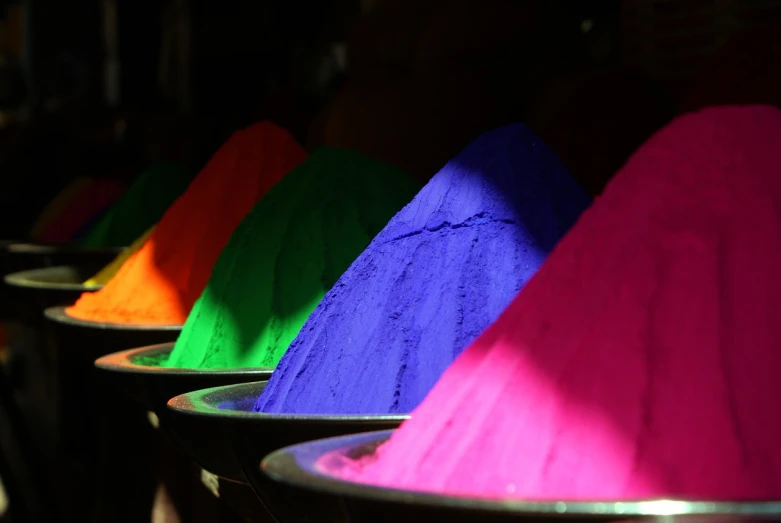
[1, 244, 776, 523]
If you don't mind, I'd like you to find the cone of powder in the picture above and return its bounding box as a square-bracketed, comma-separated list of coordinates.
[36, 178, 127, 243]
[342, 105, 781, 501]
[30, 177, 93, 240]
[66, 122, 307, 325]
[255, 124, 591, 416]
[78, 163, 191, 248]
[165, 147, 421, 370]
[83, 226, 155, 286]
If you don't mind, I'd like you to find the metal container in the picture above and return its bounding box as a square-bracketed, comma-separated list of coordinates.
[95, 344, 270, 482]
[262, 430, 781, 523]
[39, 306, 183, 522]
[168, 382, 406, 522]
[4, 266, 103, 322]
[6, 242, 123, 272]
[43, 306, 181, 453]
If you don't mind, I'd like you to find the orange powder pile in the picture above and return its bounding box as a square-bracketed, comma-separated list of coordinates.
[66, 122, 307, 325]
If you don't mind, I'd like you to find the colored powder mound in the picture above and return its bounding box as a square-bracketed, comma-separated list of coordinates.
[340, 105, 781, 500]
[30, 177, 93, 239]
[66, 122, 307, 325]
[79, 163, 191, 248]
[255, 124, 591, 415]
[84, 226, 155, 286]
[166, 147, 421, 370]
[38, 178, 125, 243]
[36, 178, 126, 243]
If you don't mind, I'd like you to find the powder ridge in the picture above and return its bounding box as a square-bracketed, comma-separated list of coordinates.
[165, 147, 421, 370]
[66, 121, 307, 325]
[341, 105, 781, 501]
[84, 226, 155, 286]
[255, 124, 591, 415]
[79, 163, 191, 248]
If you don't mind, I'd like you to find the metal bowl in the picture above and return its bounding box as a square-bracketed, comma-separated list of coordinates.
[6, 242, 123, 272]
[167, 382, 407, 521]
[34, 305, 182, 523]
[96, 344, 270, 484]
[43, 306, 182, 454]
[4, 266, 103, 322]
[261, 431, 781, 523]
[4, 265, 102, 291]
[44, 304, 183, 333]
[0, 239, 22, 318]
[94, 343, 271, 413]
[2, 267, 105, 452]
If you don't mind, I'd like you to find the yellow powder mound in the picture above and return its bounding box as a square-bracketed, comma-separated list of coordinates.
[84, 226, 155, 287]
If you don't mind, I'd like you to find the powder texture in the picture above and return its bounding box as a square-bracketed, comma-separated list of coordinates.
[255, 124, 590, 415]
[66, 122, 307, 325]
[79, 163, 190, 248]
[35, 178, 126, 243]
[84, 226, 155, 286]
[341, 105, 781, 501]
[166, 147, 421, 370]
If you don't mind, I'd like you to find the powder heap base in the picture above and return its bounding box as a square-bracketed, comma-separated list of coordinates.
[256, 124, 590, 416]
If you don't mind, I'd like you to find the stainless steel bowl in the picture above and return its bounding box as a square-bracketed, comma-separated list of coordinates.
[262, 430, 781, 523]
[168, 382, 407, 521]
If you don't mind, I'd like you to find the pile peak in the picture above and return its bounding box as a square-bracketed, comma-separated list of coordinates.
[340, 105, 781, 501]
[256, 123, 590, 415]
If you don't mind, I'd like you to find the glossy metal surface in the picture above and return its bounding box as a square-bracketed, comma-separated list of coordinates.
[98, 346, 271, 483]
[31, 299, 183, 522]
[45, 305, 183, 331]
[4, 265, 102, 291]
[43, 307, 182, 454]
[6, 242, 123, 272]
[95, 343, 271, 411]
[0, 239, 20, 317]
[167, 382, 407, 521]
[4, 266, 102, 321]
[261, 431, 781, 523]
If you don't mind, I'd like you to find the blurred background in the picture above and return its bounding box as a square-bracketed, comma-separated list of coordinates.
[0, 0, 778, 230]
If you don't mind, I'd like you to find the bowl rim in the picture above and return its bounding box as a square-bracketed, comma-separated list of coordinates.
[4, 265, 103, 291]
[94, 343, 275, 377]
[6, 242, 125, 255]
[261, 430, 781, 518]
[45, 305, 184, 331]
[167, 381, 410, 423]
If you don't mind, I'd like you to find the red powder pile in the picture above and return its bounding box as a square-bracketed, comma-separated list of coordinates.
[67, 122, 307, 325]
[340, 105, 781, 501]
[36, 178, 126, 243]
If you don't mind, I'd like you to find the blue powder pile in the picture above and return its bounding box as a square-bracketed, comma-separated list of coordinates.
[255, 124, 591, 415]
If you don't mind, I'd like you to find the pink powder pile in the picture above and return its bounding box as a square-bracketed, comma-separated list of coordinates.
[337, 105, 781, 501]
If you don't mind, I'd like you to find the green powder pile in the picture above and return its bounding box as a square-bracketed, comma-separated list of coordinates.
[79, 162, 192, 248]
[165, 147, 421, 369]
